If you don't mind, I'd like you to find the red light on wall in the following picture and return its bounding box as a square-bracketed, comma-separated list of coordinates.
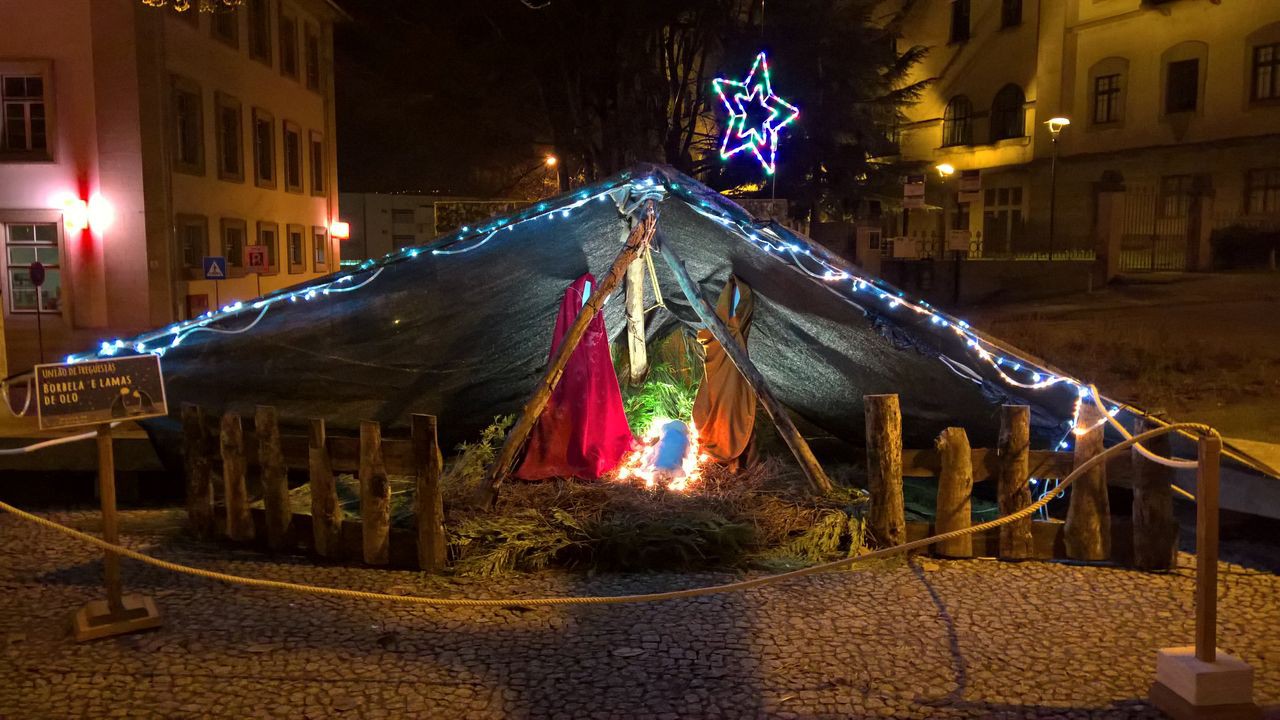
[329, 221, 350, 239]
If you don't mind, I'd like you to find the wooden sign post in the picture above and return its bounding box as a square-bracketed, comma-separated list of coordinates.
[34, 355, 168, 641]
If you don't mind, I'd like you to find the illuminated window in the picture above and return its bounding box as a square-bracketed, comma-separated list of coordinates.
[176, 214, 209, 274]
[257, 220, 280, 273]
[4, 222, 60, 313]
[283, 121, 302, 193]
[252, 108, 275, 188]
[309, 131, 325, 195]
[312, 226, 328, 271]
[1252, 43, 1280, 102]
[1, 74, 47, 156]
[1093, 74, 1121, 124]
[279, 12, 299, 79]
[172, 76, 204, 175]
[221, 218, 246, 271]
[212, 6, 239, 47]
[304, 23, 321, 91]
[949, 0, 970, 44]
[1246, 168, 1280, 214]
[989, 84, 1025, 141]
[942, 96, 972, 147]
[215, 93, 243, 182]
[248, 0, 272, 65]
[1001, 0, 1022, 28]
[1165, 59, 1199, 114]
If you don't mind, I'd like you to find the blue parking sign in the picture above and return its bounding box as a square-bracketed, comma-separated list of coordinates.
[203, 256, 227, 280]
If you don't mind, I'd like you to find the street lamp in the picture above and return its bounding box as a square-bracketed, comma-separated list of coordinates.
[1045, 116, 1070, 261]
[544, 155, 558, 167]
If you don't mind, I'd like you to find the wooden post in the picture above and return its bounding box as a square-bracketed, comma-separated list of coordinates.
[412, 414, 446, 572]
[255, 405, 290, 550]
[658, 236, 833, 495]
[1132, 414, 1177, 571]
[997, 405, 1035, 559]
[479, 205, 657, 505]
[1065, 401, 1110, 561]
[624, 256, 649, 384]
[181, 404, 213, 538]
[1195, 435, 1220, 662]
[933, 427, 972, 558]
[864, 394, 904, 546]
[308, 418, 342, 559]
[360, 420, 391, 565]
[220, 412, 253, 542]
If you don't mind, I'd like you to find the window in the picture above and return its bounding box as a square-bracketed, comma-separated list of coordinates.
[982, 187, 1024, 255]
[212, 6, 239, 48]
[304, 24, 321, 91]
[176, 215, 209, 276]
[279, 12, 299, 79]
[215, 93, 243, 182]
[942, 96, 972, 147]
[309, 131, 325, 195]
[252, 108, 275, 188]
[1166, 58, 1199, 114]
[949, 0, 970, 44]
[1001, 0, 1022, 28]
[1252, 43, 1280, 102]
[1, 73, 48, 156]
[248, 0, 272, 65]
[312, 226, 328, 271]
[283, 121, 302, 193]
[5, 222, 60, 313]
[989, 84, 1025, 142]
[1246, 168, 1280, 214]
[1093, 74, 1121, 124]
[257, 221, 280, 273]
[1158, 175, 1194, 218]
[286, 224, 306, 273]
[221, 218, 247, 272]
[391, 209, 414, 225]
[172, 76, 204, 175]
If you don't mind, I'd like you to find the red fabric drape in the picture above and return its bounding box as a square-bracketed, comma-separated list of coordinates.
[516, 273, 635, 480]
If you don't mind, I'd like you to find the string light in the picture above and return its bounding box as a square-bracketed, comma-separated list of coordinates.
[712, 52, 799, 176]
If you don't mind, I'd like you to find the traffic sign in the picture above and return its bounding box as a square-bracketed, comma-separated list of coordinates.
[245, 245, 269, 274]
[202, 256, 227, 280]
[28, 261, 45, 288]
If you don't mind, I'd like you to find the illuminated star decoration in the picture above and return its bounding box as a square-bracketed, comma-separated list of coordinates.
[712, 52, 800, 176]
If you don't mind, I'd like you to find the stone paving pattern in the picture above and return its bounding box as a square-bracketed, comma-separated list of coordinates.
[0, 509, 1277, 719]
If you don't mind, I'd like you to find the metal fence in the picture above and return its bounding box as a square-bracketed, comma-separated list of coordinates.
[1119, 184, 1189, 272]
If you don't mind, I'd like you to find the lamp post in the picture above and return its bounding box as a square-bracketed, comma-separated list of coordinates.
[1045, 117, 1070, 261]
[936, 163, 962, 304]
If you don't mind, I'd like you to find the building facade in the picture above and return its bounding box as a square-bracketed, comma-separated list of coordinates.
[339, 193, 530, 261]
[888, 0, 1280, 266]
[0, 0, 344, 377]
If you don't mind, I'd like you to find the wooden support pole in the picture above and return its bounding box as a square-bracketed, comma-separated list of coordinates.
[864, 394, 904, 545]
[308, 418, 342, 559]
[624, 256, 649, 384]
[181, 404, 213, 538]
[658, 236, 833, 495]
[1195, 434, 1221, 662]
[997, 405, 1035, 559]
[255, 405, 290, 550]
[97, 424, 123, 613]
[412, 414, 446, 573]
[934, 427, 972, 558]
[220, 412, 254, 542]
[359, 420, 391, 565]
[1065, 401, 1110, 561]
[479, 205, 657, 506]
[1132, 414, 1177, 571]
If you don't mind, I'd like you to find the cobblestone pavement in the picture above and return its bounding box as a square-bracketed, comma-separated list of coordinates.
[0, 509, 1276, 719]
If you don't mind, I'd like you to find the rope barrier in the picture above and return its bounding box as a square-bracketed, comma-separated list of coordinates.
[0, 423, 1217, 609]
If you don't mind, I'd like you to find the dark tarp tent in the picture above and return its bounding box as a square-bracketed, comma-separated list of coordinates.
[72, 165, 1271, 495]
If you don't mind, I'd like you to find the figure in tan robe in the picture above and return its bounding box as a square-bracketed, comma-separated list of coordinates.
[692, 276, 757, 471]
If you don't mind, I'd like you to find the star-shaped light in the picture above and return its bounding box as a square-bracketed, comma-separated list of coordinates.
[712, 52, 800, 176]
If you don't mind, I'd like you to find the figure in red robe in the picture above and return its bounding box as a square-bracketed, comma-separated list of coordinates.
[516, 273, 635, 480]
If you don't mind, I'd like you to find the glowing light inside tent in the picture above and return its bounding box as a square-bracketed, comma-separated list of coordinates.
[615, 417, 709, 493]
[712, 52, 799, 176]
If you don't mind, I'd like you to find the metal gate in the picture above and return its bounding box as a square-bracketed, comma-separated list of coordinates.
[1119, 184, 1189, 272]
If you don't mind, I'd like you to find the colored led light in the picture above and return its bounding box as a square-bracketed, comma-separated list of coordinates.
[712, 52, 799, 176]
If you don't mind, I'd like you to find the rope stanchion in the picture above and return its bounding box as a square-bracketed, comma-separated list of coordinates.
[0, 423, 1218, 609]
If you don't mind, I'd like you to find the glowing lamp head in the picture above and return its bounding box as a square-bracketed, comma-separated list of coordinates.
[1045, 117, 1071, 137]
[544, 155, 558, 167]
[935, 163, 956, 177]
[56, 195, 90, 232]
[329, 220, 351, 239]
